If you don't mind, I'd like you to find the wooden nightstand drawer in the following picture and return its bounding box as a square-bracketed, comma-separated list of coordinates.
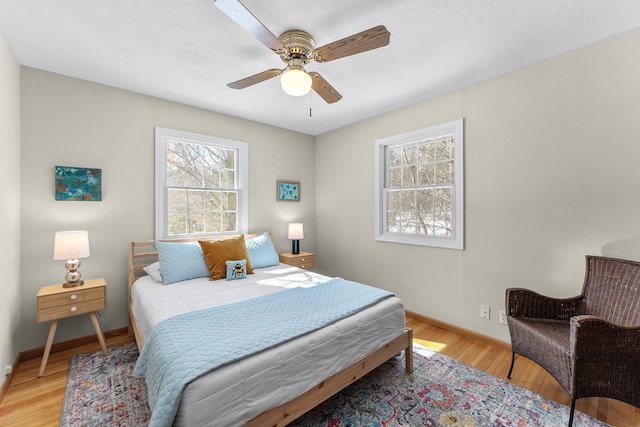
[289, 256, 314, 269]
[38, 287, 104, 310]
[288, 255, 313, 265]
[296, 262, 313, 270]
[36, 278, 106, 323]
[279, 252, 314, 270]
[37, 298, 105, 323]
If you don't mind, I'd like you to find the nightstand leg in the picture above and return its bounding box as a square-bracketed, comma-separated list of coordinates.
[38, 319, 58, 378]
[90, 312, 108, 355]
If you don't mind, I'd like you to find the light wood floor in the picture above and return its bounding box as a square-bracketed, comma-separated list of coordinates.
[0, 319, 638, 426]
[0, 331, 133, 427]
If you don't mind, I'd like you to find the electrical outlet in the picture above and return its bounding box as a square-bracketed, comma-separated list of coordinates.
[499, 310, 507, 325]
[4, 365, 11, 377]
[480, 304, 490, 320]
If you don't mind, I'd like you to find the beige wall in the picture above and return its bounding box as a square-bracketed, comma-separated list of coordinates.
[11, 27, 640, 355]
[19, 69, 315, 351]
[0, 29, 20, 385]
[315, 28, 640, 343]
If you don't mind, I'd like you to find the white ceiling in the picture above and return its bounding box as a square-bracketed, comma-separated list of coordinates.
[1, 0, 640, 136]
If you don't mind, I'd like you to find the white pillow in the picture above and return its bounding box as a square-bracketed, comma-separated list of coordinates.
[143, 262, 163, 282]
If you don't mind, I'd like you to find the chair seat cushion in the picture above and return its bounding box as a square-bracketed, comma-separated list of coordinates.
[508, 317, 572, 392]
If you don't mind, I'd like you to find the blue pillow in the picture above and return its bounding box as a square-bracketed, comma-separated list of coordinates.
[245, 232, 280, 268]
[156, 241, 210, 285]
[226, 259, 247, 281]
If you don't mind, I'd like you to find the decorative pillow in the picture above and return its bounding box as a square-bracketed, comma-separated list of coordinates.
[226, 259, 247, 281]
[143, 262, 163, 282]
[245, 232, 280, 268]
[199, 236, 254, 280]
[155, 241, 210, 285]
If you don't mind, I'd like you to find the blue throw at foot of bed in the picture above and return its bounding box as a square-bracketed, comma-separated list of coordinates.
[133, 277, 394, 427]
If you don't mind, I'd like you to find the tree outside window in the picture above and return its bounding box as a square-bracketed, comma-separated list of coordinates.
[155, 128, 248, 239]
[375, 119, 464, 249]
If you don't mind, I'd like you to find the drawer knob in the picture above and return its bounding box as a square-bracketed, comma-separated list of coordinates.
[70, 294, 78, 300]
[70, 306, 78, 312]
[301, 258, 306, 261]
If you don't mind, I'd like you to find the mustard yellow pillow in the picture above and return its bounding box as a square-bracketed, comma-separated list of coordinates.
[199, 236, 254, 280]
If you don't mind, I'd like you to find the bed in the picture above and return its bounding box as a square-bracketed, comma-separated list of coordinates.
[128, 233, 413, 427]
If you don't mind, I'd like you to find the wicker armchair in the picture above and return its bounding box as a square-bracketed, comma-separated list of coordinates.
[506, 255, 640, 426]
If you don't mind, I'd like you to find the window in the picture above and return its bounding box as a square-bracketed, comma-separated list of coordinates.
[155, 127, 248, 239]
[375, 119, 464, 249]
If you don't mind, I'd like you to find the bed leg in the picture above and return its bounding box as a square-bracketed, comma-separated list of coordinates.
[405, 328, 414, 373]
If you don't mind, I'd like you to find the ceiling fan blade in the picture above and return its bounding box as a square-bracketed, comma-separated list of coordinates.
[309, 72, 342, 104]
[313, 25, 390, 63]
[214, 0, 284, 52]
[227, 68, 282, 89]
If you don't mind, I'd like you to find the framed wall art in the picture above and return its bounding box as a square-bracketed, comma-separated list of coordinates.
[55, 166, 102, 201]
[277, 180, 300, 202]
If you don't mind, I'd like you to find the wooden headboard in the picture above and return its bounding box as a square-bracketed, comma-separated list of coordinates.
[128, 234, 262, 289]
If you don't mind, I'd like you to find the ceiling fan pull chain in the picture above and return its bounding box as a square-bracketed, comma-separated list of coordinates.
[309, 91, 312, 117]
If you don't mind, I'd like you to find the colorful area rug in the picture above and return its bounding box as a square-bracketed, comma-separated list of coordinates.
[61, 342, 149, 426]
[61, 342, 610, 426]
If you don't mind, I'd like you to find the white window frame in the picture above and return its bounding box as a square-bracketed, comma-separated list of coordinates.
[374, 119, 464, 249]
[155, 127, 248, 239]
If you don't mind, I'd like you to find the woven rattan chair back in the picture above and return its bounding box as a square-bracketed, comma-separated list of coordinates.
[580, 256, 640, 327]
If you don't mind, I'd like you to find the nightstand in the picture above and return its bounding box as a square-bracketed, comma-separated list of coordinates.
[279, 252, 314, 270]
[36, 277, 108, 377]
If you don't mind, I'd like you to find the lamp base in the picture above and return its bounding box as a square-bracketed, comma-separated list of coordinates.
[63, 280, 85, 288]
[292, 240, 300, 255]
[63, 259, 84, 287]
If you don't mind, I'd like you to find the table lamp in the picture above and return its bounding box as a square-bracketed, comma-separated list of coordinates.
[288, 223, 304, 255]
[53, 230, 90, 287]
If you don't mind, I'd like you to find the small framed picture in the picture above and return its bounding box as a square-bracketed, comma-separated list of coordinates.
[55, 166, 102, 201]
[277, 180, 300, 202]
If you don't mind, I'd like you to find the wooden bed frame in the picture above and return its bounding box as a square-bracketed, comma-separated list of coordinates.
[128, 236, 413, 427]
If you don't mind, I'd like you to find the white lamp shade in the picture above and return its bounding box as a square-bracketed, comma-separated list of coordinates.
[288, 223, 304, 240]
[280, 67, 312, 97]
[53, 230, 90, 260]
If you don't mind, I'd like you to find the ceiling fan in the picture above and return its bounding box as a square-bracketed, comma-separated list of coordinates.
[214, 0, 391, 103]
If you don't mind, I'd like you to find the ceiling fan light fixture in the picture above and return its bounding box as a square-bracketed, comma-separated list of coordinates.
[280, 66, 312, 96]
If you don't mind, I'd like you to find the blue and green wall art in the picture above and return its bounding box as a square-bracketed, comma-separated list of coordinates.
[55, 166, 102, 201]
[277, 180, 300, 201]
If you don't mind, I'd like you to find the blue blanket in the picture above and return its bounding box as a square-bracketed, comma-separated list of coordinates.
[133, 277, 394, 427]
